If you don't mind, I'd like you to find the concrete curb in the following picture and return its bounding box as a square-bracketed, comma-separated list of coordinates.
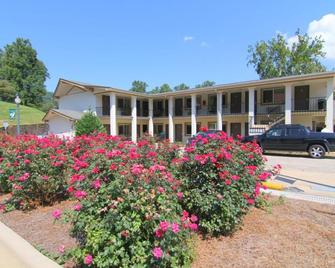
[262, 189, 335, 205]
[0, 221, 62, 268]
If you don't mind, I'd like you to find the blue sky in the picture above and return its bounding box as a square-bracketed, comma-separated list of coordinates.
[1, 1, 334, 92]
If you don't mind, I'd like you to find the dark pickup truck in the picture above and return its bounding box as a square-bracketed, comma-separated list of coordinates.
[242, 124, 335, 158]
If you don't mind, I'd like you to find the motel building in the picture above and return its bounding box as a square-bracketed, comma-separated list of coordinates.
[43, 72, 335, 142]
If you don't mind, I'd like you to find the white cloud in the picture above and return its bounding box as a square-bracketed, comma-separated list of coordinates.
[183, 36, 194, 42]
[200, 41, 209, 47]
[285, 13, 335, 59]
[307, 13, 335, 59]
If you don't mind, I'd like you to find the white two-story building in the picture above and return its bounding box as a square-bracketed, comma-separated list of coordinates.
[43, 72, 335, 142]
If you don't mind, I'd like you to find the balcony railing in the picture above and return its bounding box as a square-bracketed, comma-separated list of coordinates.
[96, 107, 131, 117]
[256, 103, 285, 115]
[292, 97, 326, 112]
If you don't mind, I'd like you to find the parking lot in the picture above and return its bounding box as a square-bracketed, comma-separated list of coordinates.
[265, 152, 335, 197]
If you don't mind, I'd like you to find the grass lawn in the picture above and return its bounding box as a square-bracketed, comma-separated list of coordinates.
[0, 101, 45, 126]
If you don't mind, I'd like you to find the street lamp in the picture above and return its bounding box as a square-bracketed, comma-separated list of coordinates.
[15, 94, 21, 136]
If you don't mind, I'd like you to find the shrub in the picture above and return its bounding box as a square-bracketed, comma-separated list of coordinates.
[74, 110, 106, 136]
[0, 135, 69, 209]
[58, 135, 195, 267]
[176, 131, 268, 235]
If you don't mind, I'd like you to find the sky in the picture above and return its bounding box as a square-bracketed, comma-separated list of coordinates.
[1, 1, 335, 92]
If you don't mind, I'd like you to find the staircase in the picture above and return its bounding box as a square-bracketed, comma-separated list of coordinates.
[249, 114, 285, 135]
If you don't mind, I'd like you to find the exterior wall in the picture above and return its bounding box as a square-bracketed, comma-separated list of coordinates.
[58, 92, 96, 112]
[48, 116, 74, 137]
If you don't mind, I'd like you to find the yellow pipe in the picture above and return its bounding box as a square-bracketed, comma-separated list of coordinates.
[262, 181, 285, 190]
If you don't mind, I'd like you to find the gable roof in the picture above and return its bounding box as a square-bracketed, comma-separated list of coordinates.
[43, 109, 84, 121]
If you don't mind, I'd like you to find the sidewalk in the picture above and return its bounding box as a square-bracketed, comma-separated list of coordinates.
[0, 222, 61, 268]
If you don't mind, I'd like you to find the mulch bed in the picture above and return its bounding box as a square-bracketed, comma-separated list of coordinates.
[0, 196, 334, 267]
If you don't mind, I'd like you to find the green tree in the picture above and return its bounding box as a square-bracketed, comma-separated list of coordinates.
[149, 84, 172, 94]
[247, 30, 326, 79]
[195, 80, 216, 88]
[74, 110, 106, 136]
[174, 83, 190, 91]
[130, 80, 148, 92]
[0, 38, 49, 107]
[159, 83, 172, 93]
[0, 80, 16, 102]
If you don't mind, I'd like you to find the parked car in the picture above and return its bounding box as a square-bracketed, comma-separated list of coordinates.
[242, 124, 335, 158]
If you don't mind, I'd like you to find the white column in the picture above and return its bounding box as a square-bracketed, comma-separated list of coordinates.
[191, 94, 197, 135]
[148, 98, 153, 136]
[248, 88, 255, 127]
[326, 78, 334, 132]
[285, 84, 292, 124]
[109, 93, 116, 136]
[131, 96, 137, 142]
[217, 92, 223, 130]
[168, 96, 174, 142]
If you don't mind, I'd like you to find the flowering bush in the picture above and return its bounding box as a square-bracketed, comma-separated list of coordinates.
[0, 135, 69, 209]
[58, 135, 195, 267]
[176, 131, 267, 235]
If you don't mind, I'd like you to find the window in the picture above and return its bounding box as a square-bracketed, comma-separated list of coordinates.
[142, 100, 149, 117]
[185, 97, 191, 109]
[266, 128, 283, 137]
[117, 97, 131, 115]
[154, 124, 163, 135]
[102, 95, 110, 116]
[208, 95, 217, 113]
[185, 123, 191, 135]
[286, 127, 306, 136]
[208, 122, 217, 130]
[262, 88, 285, 104]
[118, 124, 130, 137]
[153, 100, 164, 117]
[142, 124, 148, 134]
[262, 90, 273, 104]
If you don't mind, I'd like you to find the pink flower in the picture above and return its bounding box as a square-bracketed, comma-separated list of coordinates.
[231, 175, 240, 181]
[73, 203, 82, 211]
[23, 159, 31, 165]
[58, 244, 65, 254]
[131, 164, 144, 175]
[225, 179, 231, 185]
[155, 228, 164, 238]
[177, 192, 183, 200]
[171, 223, 179, 233]
[190, 214, 198, 223]
[84, 254, 93, 265]
[74, 190, 87, 199]
[152, 247, 163, 259]
[188, 223, 198, 231]
[92, 179, 101, 189]
[52, 209, 62, 219]
[247, 198, 255, 205]
[157, 187, 165, 193]
[159, 221, 169, 232]
[41, 175, 49, 180]
[18, 172, 30, 182]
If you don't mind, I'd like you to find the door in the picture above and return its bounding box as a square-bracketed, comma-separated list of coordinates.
[175, 99, 183, 116]
[244, 122, 249, 136]
[102, 95, 110, 115]
[244, 91, 249, 113]
[262, 128, 284, 150]
[294, 86, 309, 111]
[230, 92, 242, 114]
[230, 123, 241, 137]
[175, 124, 183, 142]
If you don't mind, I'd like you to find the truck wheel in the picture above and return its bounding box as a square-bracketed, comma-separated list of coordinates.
[308, 145, 326, 159]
